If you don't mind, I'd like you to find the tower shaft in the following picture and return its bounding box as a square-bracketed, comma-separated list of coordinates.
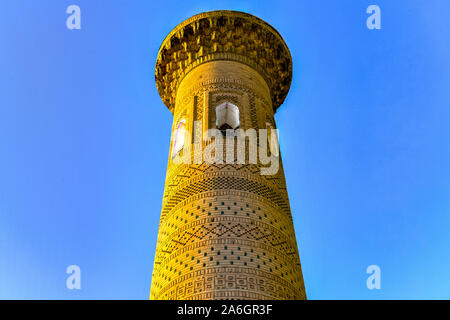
[151, 11, 306, 300]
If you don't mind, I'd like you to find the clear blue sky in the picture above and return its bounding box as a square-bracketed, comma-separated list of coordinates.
[0, 0, 449, 299]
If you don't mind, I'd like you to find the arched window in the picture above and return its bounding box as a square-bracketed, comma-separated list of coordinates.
[172, 119, 186, 159]
[266, 122, 279, 157]
[216, 102, 240, 132]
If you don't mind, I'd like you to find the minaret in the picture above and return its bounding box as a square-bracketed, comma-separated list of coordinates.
[151, 10, 306, 300]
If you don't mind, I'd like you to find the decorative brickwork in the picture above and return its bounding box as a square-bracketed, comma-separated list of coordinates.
[150, 11, 306, 300]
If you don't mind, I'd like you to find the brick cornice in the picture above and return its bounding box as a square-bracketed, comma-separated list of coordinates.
[155, 10, 293, 113]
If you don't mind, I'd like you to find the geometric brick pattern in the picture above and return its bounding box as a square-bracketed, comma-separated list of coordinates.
[151, 10, 306, 300]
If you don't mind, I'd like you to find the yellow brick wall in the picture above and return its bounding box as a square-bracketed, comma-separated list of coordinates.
[150, 60, 306, 300]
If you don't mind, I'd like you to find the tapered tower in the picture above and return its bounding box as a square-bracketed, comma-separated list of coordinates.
[150, 10, 306, 300]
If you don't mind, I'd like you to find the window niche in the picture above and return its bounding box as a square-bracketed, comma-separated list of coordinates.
[172, 118, 186, 159]
[215, 102, 240, 133]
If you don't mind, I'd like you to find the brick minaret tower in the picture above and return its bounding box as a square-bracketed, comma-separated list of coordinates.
[150, 10, 306, 300]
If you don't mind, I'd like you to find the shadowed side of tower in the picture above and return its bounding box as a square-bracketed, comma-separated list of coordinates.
[150, 10, 306, 300]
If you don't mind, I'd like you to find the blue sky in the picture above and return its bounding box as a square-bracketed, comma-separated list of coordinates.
[0, 0, 449, 299]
